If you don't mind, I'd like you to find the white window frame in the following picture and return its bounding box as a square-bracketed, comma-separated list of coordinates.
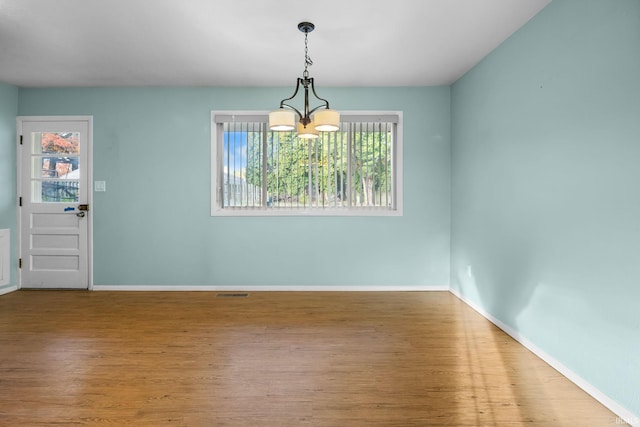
[211, 111, 403, 217]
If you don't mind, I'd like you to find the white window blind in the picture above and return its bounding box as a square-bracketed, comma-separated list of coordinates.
[211, 112, 402, 216]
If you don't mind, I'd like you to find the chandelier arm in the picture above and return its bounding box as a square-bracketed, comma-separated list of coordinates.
[280, 102, 303, 119]
[308, 104, 331, 116]
[279, 78, 303, 110]
[309, 78, 331, 110]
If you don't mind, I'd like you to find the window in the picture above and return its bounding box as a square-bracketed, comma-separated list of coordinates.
[31, 132, 81, 203]
[211, 112, 402, 216]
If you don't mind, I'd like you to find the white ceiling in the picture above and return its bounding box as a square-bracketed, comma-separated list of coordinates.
[0, 0, 551, 88]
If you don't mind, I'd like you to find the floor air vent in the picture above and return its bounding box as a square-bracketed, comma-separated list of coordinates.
[216, 293, 249, 298]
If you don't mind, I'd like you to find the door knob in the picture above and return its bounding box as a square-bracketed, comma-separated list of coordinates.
[76, 211, 86, 218]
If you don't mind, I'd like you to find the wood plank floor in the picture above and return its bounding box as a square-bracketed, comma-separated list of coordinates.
[0, 291, 617, 426]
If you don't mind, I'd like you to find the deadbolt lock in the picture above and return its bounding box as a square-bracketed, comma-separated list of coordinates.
[78, 204, 89, 211]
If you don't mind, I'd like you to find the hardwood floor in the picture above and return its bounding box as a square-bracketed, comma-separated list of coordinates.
[0, 291, 617, 426]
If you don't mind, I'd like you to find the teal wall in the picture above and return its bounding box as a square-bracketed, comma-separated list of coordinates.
[18, 86, 451, 288]
[451, 0, 640, 418]
[0, 82, 19, 292]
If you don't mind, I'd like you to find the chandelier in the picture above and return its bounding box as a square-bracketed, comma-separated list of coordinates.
[268, 22, 340, 139]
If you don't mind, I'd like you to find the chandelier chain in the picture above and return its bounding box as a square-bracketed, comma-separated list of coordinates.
[303, 32, 313, 79]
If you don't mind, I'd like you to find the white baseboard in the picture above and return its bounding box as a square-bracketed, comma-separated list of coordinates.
[449, 287, 639, 427]
[0, 228, 10, 287]
[0, 285, 18, 296]
[92, 284, 449, 292]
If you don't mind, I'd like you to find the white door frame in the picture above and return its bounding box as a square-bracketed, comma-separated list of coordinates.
[16, 116, 94, 290]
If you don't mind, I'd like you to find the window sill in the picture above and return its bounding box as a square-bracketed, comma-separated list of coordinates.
[210, 207, 403, 217]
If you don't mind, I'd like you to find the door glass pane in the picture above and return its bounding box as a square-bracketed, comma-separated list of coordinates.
[32, 157, 79, 179]
[32, 180, 80, 203]
[32, 132, 80, 155]
[30, 132, 81, 203]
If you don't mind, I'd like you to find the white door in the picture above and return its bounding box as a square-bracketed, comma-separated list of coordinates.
[18, 117, 92, 289]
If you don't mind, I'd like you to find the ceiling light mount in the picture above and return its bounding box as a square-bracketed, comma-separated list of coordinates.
[297, 22, 315, 34]
[269, 22, 340, 138]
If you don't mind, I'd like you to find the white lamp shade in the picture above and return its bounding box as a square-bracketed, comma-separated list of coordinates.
[297, 121, 319, 139]
[313, 109, 340, 132]
[269, 109, 296, 131]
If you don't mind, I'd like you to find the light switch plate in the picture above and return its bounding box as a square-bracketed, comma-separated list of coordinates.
[94, 181, 106, 192]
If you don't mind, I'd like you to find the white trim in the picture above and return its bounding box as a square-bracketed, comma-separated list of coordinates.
[209, 207, 403, 217]
[0, 228, 9, 287]
[93, 284, 448, 292]
[15, 128, 21, 289]
[0, 285, 18, 296]
[449, 287, 640, 427]
[86, 117, 94, 290]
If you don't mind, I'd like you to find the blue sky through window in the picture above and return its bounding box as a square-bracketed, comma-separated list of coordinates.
[223, 131, 248, 180]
